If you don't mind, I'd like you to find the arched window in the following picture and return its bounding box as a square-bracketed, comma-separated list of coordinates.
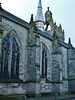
[42, 46, 47, 77]
[0, 32, 20, 79]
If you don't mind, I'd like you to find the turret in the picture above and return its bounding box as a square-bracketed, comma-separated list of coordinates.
[35, 0, 44, 31]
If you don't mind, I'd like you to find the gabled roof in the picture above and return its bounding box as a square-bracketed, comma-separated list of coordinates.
[2, 10, 29, 29]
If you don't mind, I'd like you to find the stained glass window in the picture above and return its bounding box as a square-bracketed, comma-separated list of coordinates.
[42, 48, 47, 77]
[0, 33, 20, 79]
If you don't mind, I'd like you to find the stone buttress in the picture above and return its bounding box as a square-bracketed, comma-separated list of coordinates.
[51, 29, 63, 93]
[27, 14, 40, 96]
[68, 38, 75, 93]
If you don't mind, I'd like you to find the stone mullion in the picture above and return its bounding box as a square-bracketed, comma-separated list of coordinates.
[7, 34, 12, 78]
[14, 46, 18, 79]
[43, 51, 45, 75]
[40, 43, 42, 75]
[14, 52, 17, 78]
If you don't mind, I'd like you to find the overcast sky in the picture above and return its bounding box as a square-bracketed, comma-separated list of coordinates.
[0, 0, 75, 47]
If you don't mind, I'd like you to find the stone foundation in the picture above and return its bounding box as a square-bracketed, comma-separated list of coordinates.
[0, 83, 26, 95]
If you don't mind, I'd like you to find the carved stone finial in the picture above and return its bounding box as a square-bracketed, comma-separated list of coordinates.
[48, 7, 49, 11]
[30, 14, 34, 22]
[0, 3, 1, 8]
[68, 38, 73, 48]
[0, 3, 2, 22]
[63, 29, 64, 34]
[59, 24, 61, 27]
[62, 29, 65, 41]
[0, 3, 2, 10]
[59, 24, 62, 32]
[68, 38, 71, 44]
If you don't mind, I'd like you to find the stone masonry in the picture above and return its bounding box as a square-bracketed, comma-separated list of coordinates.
[0, 0, 75, 97]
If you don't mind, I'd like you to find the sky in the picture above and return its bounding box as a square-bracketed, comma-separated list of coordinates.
[0, 0, 75, 47]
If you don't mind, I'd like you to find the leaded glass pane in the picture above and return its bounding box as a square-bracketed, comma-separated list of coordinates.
[3, 49, 9, 78]
[1, 34, 10, 79]
[11, 37, 20, 79]
[16, 52, 20, 79]
[1, 34, 20, 79]
[42, 49, 44, 75]
[42, 47, 47, 77]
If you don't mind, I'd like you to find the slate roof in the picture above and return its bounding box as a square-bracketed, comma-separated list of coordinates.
[2, 9, 75, 49]
[38, 29, 71, 49]
[38, 29, 53, 41]
[2, 10, 29, 29]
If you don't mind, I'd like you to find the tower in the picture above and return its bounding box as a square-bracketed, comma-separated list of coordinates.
[35, 0, 44, 31]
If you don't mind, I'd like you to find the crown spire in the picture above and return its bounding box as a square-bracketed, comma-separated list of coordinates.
[35, 0, 44, 31]
[38, 0, 42, 8]
[35, 0, 44, 22]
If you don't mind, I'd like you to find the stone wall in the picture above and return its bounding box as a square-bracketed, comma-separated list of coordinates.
[0, 83, 26, 95]
[62, 47, 68, 93]
[40, 35, 52, 81]
[2, 17, 29, 81]
[68, 47, 75, 93]
[0, 15, 75, 96]
[40, 78, 52, 93]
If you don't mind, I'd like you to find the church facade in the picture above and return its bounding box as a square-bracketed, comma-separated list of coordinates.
[0, 0, 75, 97]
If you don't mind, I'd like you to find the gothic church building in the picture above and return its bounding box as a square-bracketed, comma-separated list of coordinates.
[0, 0, 75, 96]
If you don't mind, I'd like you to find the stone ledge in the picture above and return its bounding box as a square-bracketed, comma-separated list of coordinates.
[0, 78, 23, 83]
[25, 80, 40, 83]
[68, 79, 75, 81]
[68, 58, 75, 60]
[46, 80, 63, 84]
[0, 79, 40, 83]
[63, 78, 75, 81]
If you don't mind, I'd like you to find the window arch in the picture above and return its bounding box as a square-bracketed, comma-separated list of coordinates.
[0, 31, 20, 79]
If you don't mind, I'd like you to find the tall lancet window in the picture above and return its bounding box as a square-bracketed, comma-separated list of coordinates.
[42, 47, 47, 76]
[0, 32, 20, 79]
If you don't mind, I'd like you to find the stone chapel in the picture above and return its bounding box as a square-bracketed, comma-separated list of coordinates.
[0, 0, 75, 97]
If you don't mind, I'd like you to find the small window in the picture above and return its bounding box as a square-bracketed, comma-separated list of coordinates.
[42, 47, 47, 77]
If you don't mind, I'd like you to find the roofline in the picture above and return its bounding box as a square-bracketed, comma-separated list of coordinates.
[2, 9, 29, 29]
[38, 29, 53, 41]
[1, 9, 75, 49]
[38, 29, 74, 49]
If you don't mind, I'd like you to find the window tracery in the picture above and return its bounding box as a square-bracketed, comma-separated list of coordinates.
[0, 32, 20, 79]
[42, 46, 47, 77]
